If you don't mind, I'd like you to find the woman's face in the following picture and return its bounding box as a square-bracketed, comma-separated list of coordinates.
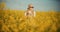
[29, 8, 33, 11]
[30, 8, 33, 10]
[28, 4, 34, 11]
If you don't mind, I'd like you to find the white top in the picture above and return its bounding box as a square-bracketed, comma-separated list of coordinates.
[25, 11, 36, 17]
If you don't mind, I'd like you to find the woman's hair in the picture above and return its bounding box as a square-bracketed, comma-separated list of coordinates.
[27, 4, 34, 9]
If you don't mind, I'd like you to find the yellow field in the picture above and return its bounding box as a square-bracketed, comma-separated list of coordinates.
[0, 10, 60, 32]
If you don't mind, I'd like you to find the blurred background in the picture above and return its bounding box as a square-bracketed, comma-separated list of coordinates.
[0, 0, 60, 11]
[0, 0, 60, 32]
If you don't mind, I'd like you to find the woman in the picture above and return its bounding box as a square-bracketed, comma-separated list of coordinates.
[24, 4, 37, 27]
[25, 4, 36, 18]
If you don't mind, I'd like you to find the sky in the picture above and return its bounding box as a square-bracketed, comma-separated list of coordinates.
[0, 0, 59, 11]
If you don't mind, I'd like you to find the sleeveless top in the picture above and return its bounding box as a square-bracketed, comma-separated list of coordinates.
[25, 10, 35, 17]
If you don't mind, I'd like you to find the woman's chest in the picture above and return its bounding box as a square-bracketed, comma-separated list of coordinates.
[27, 11, 33, 15]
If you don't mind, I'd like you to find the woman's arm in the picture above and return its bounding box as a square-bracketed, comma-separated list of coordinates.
[34, 11, 36, 17]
